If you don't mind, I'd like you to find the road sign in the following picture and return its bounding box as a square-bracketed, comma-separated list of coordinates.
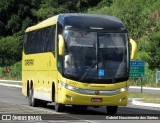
[156, 71, 160, 83]
[129, 61, 145, 78]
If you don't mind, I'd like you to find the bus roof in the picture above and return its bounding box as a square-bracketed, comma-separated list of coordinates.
[25, 13, 126, 33]
[25, 15, 58, 32]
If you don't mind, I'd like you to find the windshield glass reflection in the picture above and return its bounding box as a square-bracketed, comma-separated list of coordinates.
[63, 30, 128, 83]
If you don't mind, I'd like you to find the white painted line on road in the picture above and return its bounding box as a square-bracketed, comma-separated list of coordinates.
[0, 99, 95, 123]
[21, 104, 62, 114]
[0, 83, 22, 88]
[0, 80, 22, 83]
[83, 120, 98, 123]
[132, 100, 160, 108]
[27, 103, 97, 122]
[129, 86, 160, 90]
[21, 104, 96, 123]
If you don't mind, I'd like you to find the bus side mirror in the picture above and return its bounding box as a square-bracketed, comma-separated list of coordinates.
[130, 38, 137, 60]
[58, 34, 65, 56]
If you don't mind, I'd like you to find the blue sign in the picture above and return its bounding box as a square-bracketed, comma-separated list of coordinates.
[130, 61, 145, 66]
[130, 61, 145, 78]
[98, 70, 104, 76]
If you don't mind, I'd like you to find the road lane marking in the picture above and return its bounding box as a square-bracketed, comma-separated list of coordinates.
[0, 100, 96, 123]
[130, 86, 160, 90]
[132, 100, 160, 108]
[0, 83, 21, 88]
[0, 80, 21, 83]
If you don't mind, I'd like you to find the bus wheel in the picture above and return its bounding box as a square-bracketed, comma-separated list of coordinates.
[55, 103, 65, 112]
[106, 106, 118, 115]
[28, 88, 39, 107]
[39, 100, 48, 107]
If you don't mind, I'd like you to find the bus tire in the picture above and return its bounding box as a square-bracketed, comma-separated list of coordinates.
[39, 100, 48, 107]
[55, 103, 65, 112]
[106, 106, 118, 115]
[28, 88, 39, 107]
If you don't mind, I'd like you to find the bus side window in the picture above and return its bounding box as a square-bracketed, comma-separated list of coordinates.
[24, 25, 56, 54]
[43, 26, 55, 52]
[50, 26, 56, 52]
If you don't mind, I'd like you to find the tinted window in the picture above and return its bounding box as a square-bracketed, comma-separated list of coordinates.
[24, 25, 55, 54]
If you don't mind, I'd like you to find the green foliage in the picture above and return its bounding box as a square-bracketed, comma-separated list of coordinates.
[0, 0, 39, 36]
[0, 33, 23, 67]
[0, 61, 22, 80]
[0, 67, 6, 78]
[35, 0, 69, 20]
[88, 0, 154, 39]
[97, 0, 113, 8]
[9, 61, 22, 80]
[147, 32, 160, 69]
[7, 14, 21, 34]
[35, 0, 103, 20]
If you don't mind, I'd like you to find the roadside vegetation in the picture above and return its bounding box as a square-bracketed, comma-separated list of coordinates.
[0, 62, 21, 80]
[0, 0, 159, 87]
[129, 92, 160, 104]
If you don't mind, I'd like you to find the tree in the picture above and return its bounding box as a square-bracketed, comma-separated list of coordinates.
[0, 33, 22, 67]
[0, 0, 40, 36]
[147, 32, 160, 69]
[35, 0, 103, 20]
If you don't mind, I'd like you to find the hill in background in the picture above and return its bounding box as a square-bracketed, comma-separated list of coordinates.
[0, 0, 159, 86]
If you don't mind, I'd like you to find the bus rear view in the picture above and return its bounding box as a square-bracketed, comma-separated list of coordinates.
[22, 14, 137, 115]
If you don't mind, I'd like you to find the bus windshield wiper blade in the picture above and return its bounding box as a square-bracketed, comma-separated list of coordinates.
[79, 61, 97, 81]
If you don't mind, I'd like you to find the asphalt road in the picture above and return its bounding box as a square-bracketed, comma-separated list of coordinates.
[0, 85, 160, 123]
[129, 86, 160, 94]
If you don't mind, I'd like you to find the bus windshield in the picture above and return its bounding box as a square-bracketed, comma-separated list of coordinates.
[62, 30, 129, 83]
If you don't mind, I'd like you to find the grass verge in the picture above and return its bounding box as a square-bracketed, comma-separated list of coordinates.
[129, 92, 160, 104]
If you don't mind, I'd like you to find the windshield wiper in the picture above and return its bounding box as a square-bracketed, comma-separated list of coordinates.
[79, 61, 98, 81]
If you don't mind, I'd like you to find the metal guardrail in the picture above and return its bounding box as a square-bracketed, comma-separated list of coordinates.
[0, 80, 22, 83]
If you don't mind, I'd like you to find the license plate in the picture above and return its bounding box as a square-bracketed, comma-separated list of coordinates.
[91, 98, 103, 102]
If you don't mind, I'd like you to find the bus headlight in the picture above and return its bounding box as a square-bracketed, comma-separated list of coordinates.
[61, 82, 79, 92]
[119, 87, 128, 93]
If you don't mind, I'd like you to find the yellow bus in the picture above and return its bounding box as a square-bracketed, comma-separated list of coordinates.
[22, 13, 137, 115]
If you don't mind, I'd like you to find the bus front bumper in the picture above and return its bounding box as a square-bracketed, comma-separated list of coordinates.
[57, 85, 128, 106]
